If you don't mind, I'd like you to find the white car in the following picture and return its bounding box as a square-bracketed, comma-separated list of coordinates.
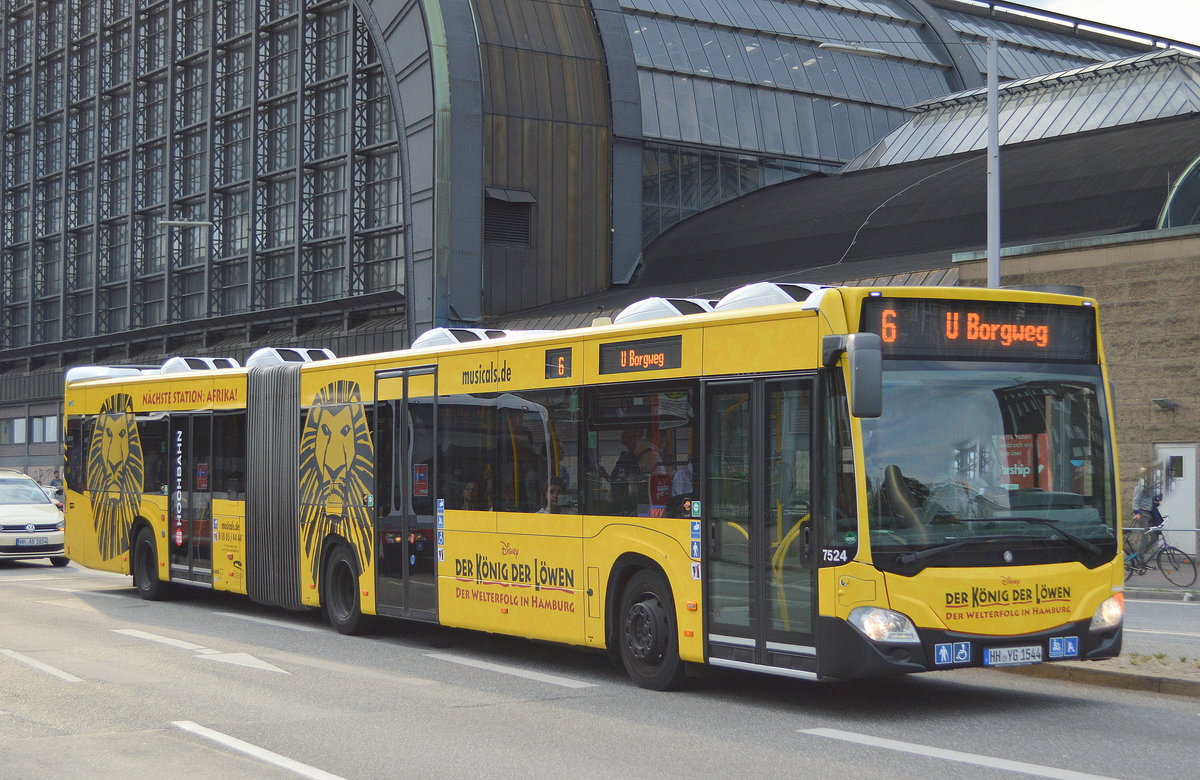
[0, 470, 67, 566]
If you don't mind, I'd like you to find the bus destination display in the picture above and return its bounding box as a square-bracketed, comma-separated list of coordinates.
[860, 298, 1097, 362]
[599, 336, 683, 374]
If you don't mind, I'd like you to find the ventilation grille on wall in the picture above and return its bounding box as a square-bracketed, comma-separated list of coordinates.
[484, 190, 534, 245]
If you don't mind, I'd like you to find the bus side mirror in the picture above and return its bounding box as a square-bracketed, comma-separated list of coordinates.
[823, 333, 882, 418]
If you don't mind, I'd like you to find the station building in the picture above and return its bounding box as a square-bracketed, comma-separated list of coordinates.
[2, 0, 1200, 533]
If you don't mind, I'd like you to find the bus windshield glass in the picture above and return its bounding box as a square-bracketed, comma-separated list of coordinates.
[862, 361, 1117, 572]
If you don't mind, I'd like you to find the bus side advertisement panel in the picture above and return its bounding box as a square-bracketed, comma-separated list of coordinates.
[439, 524, 584, 644]
[211, 498, 247, 595]
[297, 370, 379, 613]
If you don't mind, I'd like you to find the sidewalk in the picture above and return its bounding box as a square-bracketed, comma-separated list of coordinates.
[1004, 571, 1200, 697]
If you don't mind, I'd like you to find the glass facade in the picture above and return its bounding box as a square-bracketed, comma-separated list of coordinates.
[641, 141, 833, 245]
[941, 8, 1141, 81]
[622, 0, 964, 244]
[1160, 154, 1200, 230]
[619, 0, 1153, 245]
[845, 51, 1200, 172]
[0, 0, 404, 350]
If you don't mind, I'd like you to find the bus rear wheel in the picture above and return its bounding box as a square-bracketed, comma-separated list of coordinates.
[323, 545, 370, 635]
[132, 528, 171, 601]
[618, 569, 685, 690]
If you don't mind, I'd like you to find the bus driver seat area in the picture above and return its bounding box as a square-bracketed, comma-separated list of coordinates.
[882, 464, 928, 534]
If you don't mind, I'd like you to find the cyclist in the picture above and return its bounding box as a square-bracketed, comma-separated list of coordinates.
[1136, 493, 1166, 559]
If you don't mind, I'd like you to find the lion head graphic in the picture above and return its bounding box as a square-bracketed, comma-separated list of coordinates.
[299, 380, 375, 581]
[87, 393, 145, 560]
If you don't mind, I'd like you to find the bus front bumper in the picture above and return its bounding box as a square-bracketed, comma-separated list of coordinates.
[816, 615, 1122, 681]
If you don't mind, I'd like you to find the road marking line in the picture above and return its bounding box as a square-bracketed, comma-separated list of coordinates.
[0, 649, 83, 683]
[199, 653, 290, 674]
[1125, 628, 1200, 639]
[44, 587, 127, 598]
[215, 611, 322, 632]
[172, 721, 345, 780]
[800, 728, 1117, 780]
[425, 652, 599, 688]
[113, 629, 209, 651]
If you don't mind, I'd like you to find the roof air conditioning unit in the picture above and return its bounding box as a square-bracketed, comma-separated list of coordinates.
[245, 347, 336, 368]
[713, 282, 827, 311]
[613, 297, 716, 324]
[159, 356, 241, 373]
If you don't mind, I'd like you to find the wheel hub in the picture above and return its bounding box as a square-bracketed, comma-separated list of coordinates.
[626, 597, 666, 662]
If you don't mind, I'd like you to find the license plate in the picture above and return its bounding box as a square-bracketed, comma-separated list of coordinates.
[16, 536, 48, 546]
[984, 645, 1043, 667]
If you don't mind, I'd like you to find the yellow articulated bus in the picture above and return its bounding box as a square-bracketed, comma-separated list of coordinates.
[62, 282, 1124, 689]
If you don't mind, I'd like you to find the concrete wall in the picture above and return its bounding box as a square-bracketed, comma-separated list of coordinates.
[957, 225, 1200, 540]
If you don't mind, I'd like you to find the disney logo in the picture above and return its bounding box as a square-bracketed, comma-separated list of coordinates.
[1000, 576, 1021, 585]
[499, 541, 520, 557]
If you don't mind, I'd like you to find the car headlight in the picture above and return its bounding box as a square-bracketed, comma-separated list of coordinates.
[848, 606, 921, 644]
[56, 518, 65, 531]
[1090, 593, 1123, 630]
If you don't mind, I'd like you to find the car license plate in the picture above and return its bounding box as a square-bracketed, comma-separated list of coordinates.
[983, 645, 1043, 667]
[16, 536, 48, 546]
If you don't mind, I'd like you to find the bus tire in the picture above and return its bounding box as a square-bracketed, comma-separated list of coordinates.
[49, 556, 70, 567]
[618, 569, 685, 690]
[323, 545, 370, 635]
[132, 528, 171, 601]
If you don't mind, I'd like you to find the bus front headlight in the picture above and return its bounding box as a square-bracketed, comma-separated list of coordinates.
[1090, 593, 1123, 630]
[848, 606, 921, 644]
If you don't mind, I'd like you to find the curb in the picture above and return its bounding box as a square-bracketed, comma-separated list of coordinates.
[1123, 586, 1198, 601]
[1002, 663, 1200, 698]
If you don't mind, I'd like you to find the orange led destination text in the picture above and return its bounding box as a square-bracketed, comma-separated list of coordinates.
[620, 347, 667, 369]
[881, 309, 1048, 348]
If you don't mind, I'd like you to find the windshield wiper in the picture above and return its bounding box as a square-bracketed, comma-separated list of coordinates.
[955, 516, 1102, 558]
[895, 540, 973, 566]
[893, 534, 1033, 566]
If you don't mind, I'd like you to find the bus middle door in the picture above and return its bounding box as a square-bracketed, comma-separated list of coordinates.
[704, 377, 816, 677]
[374, 366, 438, 620]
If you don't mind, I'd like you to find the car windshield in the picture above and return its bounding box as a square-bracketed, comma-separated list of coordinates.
[0, 478, 53, 505]
[862, 361, 1117, 572]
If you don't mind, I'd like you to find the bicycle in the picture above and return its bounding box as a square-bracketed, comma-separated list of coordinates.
[1124, 522, 1197, 587]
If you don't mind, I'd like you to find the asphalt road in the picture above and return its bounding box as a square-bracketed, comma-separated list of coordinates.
[3, 561, 1198, 779]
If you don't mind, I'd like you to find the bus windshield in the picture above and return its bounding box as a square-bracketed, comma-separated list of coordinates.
[862, 361, 1117, 573]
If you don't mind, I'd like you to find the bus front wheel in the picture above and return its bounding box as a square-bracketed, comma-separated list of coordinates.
[618, 569, 685, 690]
[132, 528, 171, 601]
[323, 545, 370, 635]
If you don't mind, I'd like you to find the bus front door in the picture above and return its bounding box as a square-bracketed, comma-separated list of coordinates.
[374, 366, 438, 620]
[705, 378, 816, 677]
[167, 413, 213, 584]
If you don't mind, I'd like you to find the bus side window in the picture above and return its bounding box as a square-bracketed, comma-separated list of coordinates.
[823, 373, 859, 559]
[138, 414, 169, 494]
[211, 412, 246, 500]
[584, 384, 694, 518]
[64, 416, 88, 493]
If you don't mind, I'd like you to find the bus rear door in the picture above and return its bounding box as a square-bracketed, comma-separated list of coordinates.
[704, 377, 817, 678]
[167, 413, 213, 584]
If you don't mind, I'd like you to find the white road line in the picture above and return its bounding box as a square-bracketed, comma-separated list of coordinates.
[43, 587, 126, 598]
[172, 721, 346, 780]
[425, 652, 599, 688]
[0, 649, 83, 683]
[215, 611, 322, 632]
[800, 728, 1117, 780]
[113, 629, 209, 651]
[1125, 628, 1200, 639]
